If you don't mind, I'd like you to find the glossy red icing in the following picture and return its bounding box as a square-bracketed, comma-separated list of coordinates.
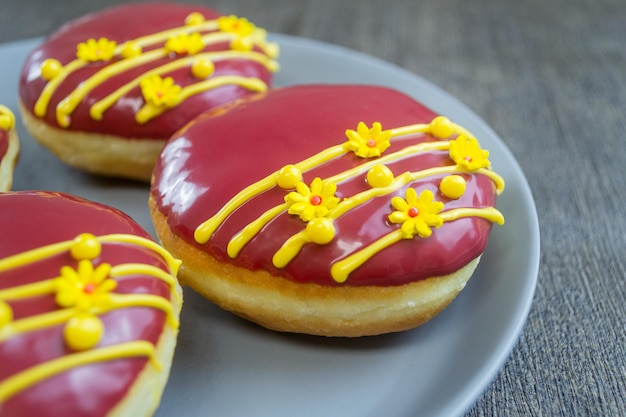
[0, 191, 173, 417]
[152, 85, 499, 287]
[0, 130, 7, 159]
[18, 3, 275, 139]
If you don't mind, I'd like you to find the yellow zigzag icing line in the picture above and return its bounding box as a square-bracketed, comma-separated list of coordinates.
[135, 75, 268, 124]
[0, 308, 73, 344]
[0, 292, 179, 343]
[194, 143, 348, 244]
[330, 207, 504, 283]
[195, 121, 506, 246]
[0, 241, 71, 273]
[227, 204, 287, 258]
[109, 263, 181, 302]
[34, 20, 219, 118]
[90, 49, 277, 120]
[227, 141, 461, 260]
[0, 279, 56, 300]
[0, 341, 159, 403]
[195, 124, 436, 243]
[0, 234, 180, 276]
[98, 234, 181, 275]
[0, 235, 181, 404]
[131, 21, 219, 48]
[195, 118, 505, 282]
[35, 20, 278, 125]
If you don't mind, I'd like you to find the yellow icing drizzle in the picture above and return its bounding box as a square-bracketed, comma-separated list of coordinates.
[0, 280, 55, 301]
[330, 207, 504, 283]
[108, 293, 179, 328]
[194, 143, 348, 244]
[0, 341, 159, 404]
[0, 233, 181, 401]
[193, 116, 505, 282]
[98, 234, 182, 275]
[88, 49, 278, 123]
[135, 75, 267, 124]
[227, 204, 286, 258]
[34, 59, 85, 118]
[272, 165, 494, 268]
[34, 15, 279, 127]
[0, 292, 178, 344]
[0, 308, 75, 344]
[109, 263, 181, 301]
[194, 119, 480, 244]
[0, 105, 16, 131]
[0, 234, 181, 276]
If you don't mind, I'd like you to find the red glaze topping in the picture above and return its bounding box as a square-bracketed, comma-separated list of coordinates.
[18, 3, 277, 140]
[0, 105, 14, 161]
[0, 191, 176, 417]
[152, 85, 501, 287]
[0, 130, 7, 160]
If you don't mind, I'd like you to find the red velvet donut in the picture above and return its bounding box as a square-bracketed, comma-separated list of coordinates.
[149, 85, 505, 336]
[18, 2, 279, 181]
[0, 105, 19, 191]
[0, 191, 182, 417]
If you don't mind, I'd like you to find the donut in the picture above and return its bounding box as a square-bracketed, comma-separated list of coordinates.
[0, 105, 20, 191]
[0, 191, 182, 416]
[149, 85, 505, 337]
[18, 2, 279, 181]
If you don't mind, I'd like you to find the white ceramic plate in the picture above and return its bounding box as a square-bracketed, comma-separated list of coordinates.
[1, 34, 539, 417]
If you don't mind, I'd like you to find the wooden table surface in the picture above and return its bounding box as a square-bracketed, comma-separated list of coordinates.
[1, 0, 625, 416]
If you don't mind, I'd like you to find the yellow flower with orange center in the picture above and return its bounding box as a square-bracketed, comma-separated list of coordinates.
[164, 32, 205, 55]
[218, 15, 256, 37]
[449, 135, 491, 171]
[218, 15, 258, 51]
[140, 75, 182, 108]
[54, 260, 117, 311]
[388, 188, 444, 239]
[345, 121, 392, 158]
[284, 177, 340, 222]
[76, 37, 117, 62]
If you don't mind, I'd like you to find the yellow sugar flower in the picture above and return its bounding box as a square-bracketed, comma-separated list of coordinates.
[217, 15, 256, 37]
[140, 75, 182, 108]
[54, 260, 117, 311]
[164, 32, 205, 55]
[76, 37, 117, 62]
[345, 122, 392, 158]
[218, 15, 257, 51]
[449, 135, 491, 171]
[388, 188, 444, 239]
[285, 177, 340, 222]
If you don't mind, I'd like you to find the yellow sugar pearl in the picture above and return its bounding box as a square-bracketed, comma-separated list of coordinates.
[231, 37, 253, 52]
[185, 12, 205, 26]
[439, 175, 467, 199]
[367, 164, 394, 188]
[0, 114, 12, 131]
[64, 314, 104, 351]
[430, 116, 453, 139]
[276, 165, 302, 189]
[191, 58, 215, 79]
[70, 233, 102, 260]
[120, 41, 142, 59]
[0, 301, 13, 327]
[305, 217, 336, 245]
[40, 58, 62, 81]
